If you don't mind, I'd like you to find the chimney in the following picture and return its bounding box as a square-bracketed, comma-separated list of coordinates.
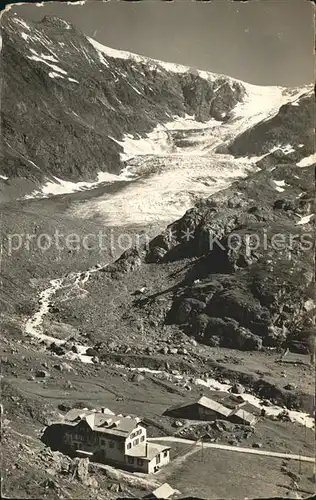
[101, 407, 105, 414]
[145, 442, 148, 457]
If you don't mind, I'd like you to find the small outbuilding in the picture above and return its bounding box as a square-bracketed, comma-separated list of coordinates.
[164, 396, 232, 421]
[228, 407, 257, 426]
[164, 396, 257, 426]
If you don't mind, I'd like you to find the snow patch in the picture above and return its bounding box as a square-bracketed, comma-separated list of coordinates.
[274, 180, 286, 187]
[279, 144, 295, 154]
[272, 179, 288, 193]
[0, 175, 8, 180]
[67, 0, 86, 5]
[24, 171, 129, 199]
[49, 72, 64, 79]
[128, 83, 142, 95]
[14, 18, 30, 30]
[28, 55, 67, 75]
[296, 154, 316, 167]
[68, 77, 79, 83]
[30, 48, 58, 63]
[296, 214, 314, 226]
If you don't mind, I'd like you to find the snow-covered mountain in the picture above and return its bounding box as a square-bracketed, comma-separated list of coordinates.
[1, 13, 313, 220]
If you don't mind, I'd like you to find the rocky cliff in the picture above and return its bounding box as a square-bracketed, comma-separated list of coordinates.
[1, 14, 246, 183]
[99, 161, 314, 353]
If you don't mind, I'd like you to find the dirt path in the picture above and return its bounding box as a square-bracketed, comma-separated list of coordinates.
[149, 437, 315, 463]
[23, 264, 110, 363]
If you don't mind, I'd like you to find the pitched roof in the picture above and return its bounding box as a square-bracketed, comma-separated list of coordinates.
[63, 408, 90, 422]
[62, 407, 141, 437]
[126, 442, 171, 461]
[165, 396, 232, 417]
[197, 396, 232, 417]
[229, 408, 257, 425]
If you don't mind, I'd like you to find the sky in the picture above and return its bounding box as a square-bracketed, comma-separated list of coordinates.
[5, 0, 315, 86]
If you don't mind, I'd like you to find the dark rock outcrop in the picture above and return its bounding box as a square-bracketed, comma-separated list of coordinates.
[228, 93, 315, 158]
[109, 163, 314, 352]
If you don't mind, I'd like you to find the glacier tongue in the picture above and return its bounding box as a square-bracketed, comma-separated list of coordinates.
[71, 112, 261, 226]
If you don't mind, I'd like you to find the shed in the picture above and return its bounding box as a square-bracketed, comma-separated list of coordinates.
[164, 396, 231, 421]
[228, 407, 257, 426]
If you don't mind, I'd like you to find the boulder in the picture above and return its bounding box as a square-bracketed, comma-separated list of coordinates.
[252, 442, 262, 448]
[169, 348, 178, 355]
[284, 383, 297, 391]
[174, 298, 206, 324]
[188, 338, 197, 347]
[49, 343, 66, 356]
[227, 196, 248, 209]
[146, 246, 167, 263]
[85, 477, 99, 489]
[86, 347, 98, 357]
[234, 327, 263, 351]
[178, 347, 188, 355]
[108, 341, 118, 351]
[273, 199, 296, 211]
[231, 383, 245, 394]
[35, 369, 50, 378]
[71, 457, 89, 483]
[58, 403, 72, 412]
[174, 420, 184, 428]
[132, 373, 145, 383]
[54, 362, 73, 372]
[161, 346, 169, 355]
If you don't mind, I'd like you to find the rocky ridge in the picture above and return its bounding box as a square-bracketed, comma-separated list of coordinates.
[95, 161, 315, 353]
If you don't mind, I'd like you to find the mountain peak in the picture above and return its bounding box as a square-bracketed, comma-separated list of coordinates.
[39, 15, 73, 30]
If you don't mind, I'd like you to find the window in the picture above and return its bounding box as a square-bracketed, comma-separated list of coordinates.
[101, 439, 105, 446]
[134, 438, 139, 446]
[109, 441, 114, 448]
[140, 436, 145, 442]
[163, 451, 168, 458]
[156, 454, 161, 465]
[127, 443, 132, 450]
[137, 459, 144, 466]
[127, 457, 134, 464]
